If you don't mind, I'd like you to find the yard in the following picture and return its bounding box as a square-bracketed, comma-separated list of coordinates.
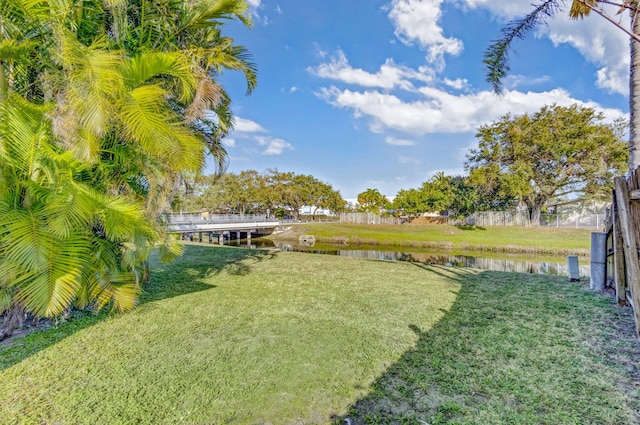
[1, 245, 638, 424]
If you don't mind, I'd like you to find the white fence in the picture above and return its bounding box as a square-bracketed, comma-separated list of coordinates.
[448, 211, 605, 229]
[339, 212, 402, 225]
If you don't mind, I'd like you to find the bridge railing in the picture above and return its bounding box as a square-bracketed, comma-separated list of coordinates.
[166, 213, 279, 224]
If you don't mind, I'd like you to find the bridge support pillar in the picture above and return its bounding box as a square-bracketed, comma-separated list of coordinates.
[247, 230, 252, 246]
[198, 232, 203, 243]
[235, 231, 240, 242]
[218, 233, 224, 245]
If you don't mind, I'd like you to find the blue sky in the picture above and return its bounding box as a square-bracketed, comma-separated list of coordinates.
[211, 0, 629, 199]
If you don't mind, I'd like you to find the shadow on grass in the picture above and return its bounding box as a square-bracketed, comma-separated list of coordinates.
[455, 224, 486, 231]
[0, 244, 277, 371]
[332, 266, 640, 425]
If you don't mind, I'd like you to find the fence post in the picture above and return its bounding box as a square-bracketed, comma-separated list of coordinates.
[590, 232, 607, 291]
[614, 176, 640, 338]
[612, 195, 627, 305]
[567, 255, 580, 281]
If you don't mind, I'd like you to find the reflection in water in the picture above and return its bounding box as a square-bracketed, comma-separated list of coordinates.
[247, 239, 590, 277]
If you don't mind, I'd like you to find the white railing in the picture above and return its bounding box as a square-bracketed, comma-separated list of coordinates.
[166, 213, 279, 225]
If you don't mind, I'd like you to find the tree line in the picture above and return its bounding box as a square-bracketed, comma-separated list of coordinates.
[181, 104, 628, 226]
[178, 169, 347, 219]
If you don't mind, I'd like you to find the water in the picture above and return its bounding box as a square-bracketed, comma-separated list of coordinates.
[243, 239, 590, 277]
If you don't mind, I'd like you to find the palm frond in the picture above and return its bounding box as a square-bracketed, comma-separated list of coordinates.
[484, 0, 563, 93]
[121, 52, 197, 102]
[185, 76, 223, 120]
[204, 42, 257, 94]
[569, 0, 595, 19]
[56, 30, 124, 138]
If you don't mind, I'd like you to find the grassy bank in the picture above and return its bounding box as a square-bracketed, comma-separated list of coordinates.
[270, 223, 592, 255]
[1, 245, 638, 424]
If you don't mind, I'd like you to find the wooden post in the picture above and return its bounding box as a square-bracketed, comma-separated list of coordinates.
[567, 255, 580, 281]
[590, 232, 607, 291]
[613, 195, 627, 305]
[614, 176, 640, 337]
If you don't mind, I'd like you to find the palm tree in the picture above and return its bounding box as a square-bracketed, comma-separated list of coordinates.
[0, 0, 256, 336]
[484, 0, 640, 171]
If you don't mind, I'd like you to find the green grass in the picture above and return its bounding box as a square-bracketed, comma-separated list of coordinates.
[340, 268, 640, 424]
[272, 223, 592, 255]
[1, 245, 638, 424]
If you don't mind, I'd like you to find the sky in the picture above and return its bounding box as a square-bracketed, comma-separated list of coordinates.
[210, 0, 630, 199]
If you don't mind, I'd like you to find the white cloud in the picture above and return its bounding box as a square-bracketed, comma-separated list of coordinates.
[545, 11, 629, 95]
[223, 138, 236, 148]
[290, 86, 298, 93]
[427, 168, 465, 178]
[234, 117, 267, 134]
[318, 85, 626, 135]
[502, 74, 551, 90]
[457, 0, 630, 95]
[385, 136, 416, 146]
[387, 0, 463, 67]
[443, 78, 469, 90]
[596, 67, 628, 94]
[308, 50, 434, 90]
[452, 0, 524, 17]
[275, 5, 282, 14]
[314, 43, 328, 59]
[399, 156, 421, 164]
[256, 136, 294, 155]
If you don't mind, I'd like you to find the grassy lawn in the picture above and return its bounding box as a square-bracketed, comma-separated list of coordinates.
[271, 223, 592, 255]
[1, 245, 638, 424]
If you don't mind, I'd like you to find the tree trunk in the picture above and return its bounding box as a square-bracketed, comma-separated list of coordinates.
[630, 10, 640, 171]
[529, 202, 543, 226]
[1, 303, 25, 340]
[0, 60, 7, 101]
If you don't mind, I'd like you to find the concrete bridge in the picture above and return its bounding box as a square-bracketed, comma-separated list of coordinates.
[166, 213, 280, 245]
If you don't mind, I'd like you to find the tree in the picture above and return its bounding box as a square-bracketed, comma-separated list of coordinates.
[393, 174, 478, 217]
[484, 0, 640, 171]
[393, 188, 431, 216]
[202, 170, 265, 214]
[430, 174, 478, 217]
[270, 172, 345, 219]
[466, 104, 628, 225]
[0, 0, 255, 335]
[357, 188, 390, 213]
[180, 169, 347, 219]
[298, 177, 347, 219]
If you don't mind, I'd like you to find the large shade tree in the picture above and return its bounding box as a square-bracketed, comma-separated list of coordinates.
[0, 0, 255, 336]
[393, 173, 477, 217]
[484, 0, 640, 171]
[357, 188, 390, 213]
[466, 104, 628, 225]
[177, 169, 347, 219]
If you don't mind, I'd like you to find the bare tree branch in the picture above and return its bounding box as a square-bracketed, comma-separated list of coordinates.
[578, 0, 640, 42]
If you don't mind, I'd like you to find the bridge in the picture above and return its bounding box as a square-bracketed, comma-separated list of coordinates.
[166, 213, 281, 245]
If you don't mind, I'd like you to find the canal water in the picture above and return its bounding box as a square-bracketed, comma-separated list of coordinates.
[240, 239, 590, 277]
